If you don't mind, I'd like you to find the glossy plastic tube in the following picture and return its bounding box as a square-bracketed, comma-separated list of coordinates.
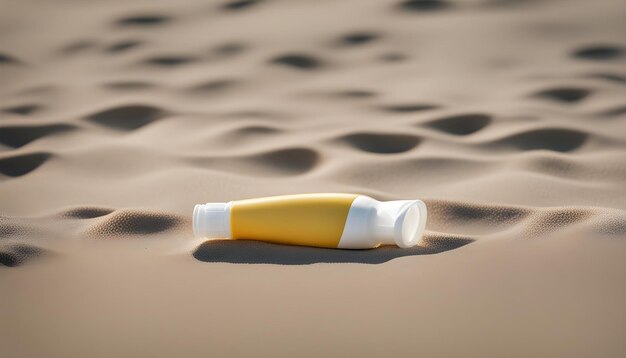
[193, 193, 427, 249]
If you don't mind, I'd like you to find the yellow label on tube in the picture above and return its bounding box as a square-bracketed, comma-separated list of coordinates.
[230, 193, 358, 248]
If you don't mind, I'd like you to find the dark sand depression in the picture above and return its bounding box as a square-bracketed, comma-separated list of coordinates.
[1, 0, 626, 357]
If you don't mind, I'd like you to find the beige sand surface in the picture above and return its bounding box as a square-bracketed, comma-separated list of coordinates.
[1, 0, 626, 356]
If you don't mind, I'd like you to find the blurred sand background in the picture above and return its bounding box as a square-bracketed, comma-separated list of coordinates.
[1, 0, 626, 357]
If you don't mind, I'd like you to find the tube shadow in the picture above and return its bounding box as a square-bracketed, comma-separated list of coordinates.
[192, 235, 473, 265]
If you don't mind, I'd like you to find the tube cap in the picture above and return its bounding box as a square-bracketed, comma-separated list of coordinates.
[377, 200, 427, 248]
[192, 202, 231, 239]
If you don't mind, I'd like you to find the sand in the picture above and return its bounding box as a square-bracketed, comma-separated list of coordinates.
[1, 0, 626, 356]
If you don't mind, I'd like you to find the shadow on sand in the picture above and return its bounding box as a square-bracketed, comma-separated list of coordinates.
[193, 235, 472, 265]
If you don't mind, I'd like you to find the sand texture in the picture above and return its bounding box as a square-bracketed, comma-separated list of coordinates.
[1, 0, 626, 357]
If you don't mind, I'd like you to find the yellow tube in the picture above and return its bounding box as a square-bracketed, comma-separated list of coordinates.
[193, 193, 427, 248]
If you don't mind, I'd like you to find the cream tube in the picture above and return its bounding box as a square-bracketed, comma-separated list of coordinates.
[193, 193, 427, 249]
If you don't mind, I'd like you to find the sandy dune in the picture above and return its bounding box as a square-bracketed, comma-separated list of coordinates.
[1, 0, 626, 357]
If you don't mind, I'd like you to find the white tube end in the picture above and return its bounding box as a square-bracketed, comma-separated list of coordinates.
[192, 202, 232, 239]
[393, 200, 427, 248]
[373, 199, 427, 248]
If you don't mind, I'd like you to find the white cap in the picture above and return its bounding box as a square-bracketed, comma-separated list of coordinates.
[374, 200, 427, 248]
[192, 202, 232, 238]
